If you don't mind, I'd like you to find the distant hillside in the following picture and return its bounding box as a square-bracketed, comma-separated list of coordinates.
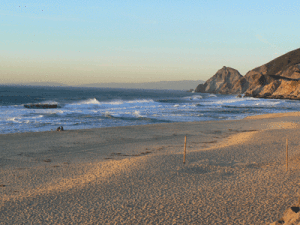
[80, 80, 204, 90]
[4, 80, 204, 90]
[11, 82, 68, 87]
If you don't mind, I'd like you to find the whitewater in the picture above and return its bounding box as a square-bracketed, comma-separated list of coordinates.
[1, 85, 300, 134]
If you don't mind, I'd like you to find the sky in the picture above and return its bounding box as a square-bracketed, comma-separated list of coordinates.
[1, 0, 300, 85]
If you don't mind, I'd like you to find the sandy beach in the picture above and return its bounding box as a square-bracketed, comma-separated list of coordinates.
[2, 112, 300, 224]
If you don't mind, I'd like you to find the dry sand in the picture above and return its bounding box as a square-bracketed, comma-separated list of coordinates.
[2, 112, 300, 224]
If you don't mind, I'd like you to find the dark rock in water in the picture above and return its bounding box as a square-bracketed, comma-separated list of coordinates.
[24, 104, 58, 109]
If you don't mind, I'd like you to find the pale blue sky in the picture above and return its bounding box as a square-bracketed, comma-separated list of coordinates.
[1, 0, 299, 85]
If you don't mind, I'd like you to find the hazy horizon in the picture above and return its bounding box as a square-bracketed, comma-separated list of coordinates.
[1, 79, 204, 90]
[1, 1, 300, 85]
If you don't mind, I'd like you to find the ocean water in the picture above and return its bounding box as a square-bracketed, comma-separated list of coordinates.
[1, 85, 300, 134]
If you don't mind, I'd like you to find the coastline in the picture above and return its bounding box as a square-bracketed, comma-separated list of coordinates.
[2, 112, 300, 224]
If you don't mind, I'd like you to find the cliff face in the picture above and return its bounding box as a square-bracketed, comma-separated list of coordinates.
[195, 48, 300, 100]
[243, 48, 300, 99]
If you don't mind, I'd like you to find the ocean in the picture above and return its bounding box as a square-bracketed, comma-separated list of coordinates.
[1, 85, 299, 134]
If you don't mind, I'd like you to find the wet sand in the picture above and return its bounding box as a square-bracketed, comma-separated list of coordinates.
[2, 112, 300, 224]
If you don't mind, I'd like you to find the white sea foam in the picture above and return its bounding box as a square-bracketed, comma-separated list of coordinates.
[183, 95, 203, 101]
[106, 100, 124, 105]
[7, 117, 17, 121]
[254, 101, 281, 106]
[54, 110, 65, 114]
[71, 98, 101, 105]
[7, 117, 22, 123]
[29, 115, 44, 119]
[68, 98, 155, 108]
[210, 98, 246, 105]
[105, 111, 112, 117]
[191, 95, 203, 100]
[133, 110, 143, 117]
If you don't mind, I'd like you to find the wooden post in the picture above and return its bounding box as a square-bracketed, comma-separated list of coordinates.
[183, 136, 187, 164]
[286, 138, 288, 171]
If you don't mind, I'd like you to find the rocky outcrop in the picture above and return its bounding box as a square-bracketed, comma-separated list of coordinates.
[195, 66, 243, 94]
[24, 103, 58, 109]
[195, 48, 300, 100]
[243, 48, 300, 99]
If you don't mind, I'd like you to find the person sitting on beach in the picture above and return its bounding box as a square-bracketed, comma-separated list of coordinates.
[56, 126, 64, 131]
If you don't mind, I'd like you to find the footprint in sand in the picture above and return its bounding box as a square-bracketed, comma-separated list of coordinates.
[201, 141, 218, 144]
[156, 147, 164, 151]
[140, 151, 152, 155]
[110, 153, 122, 156]
[43, 159, 51, 162]
[110, 150, 153, 157]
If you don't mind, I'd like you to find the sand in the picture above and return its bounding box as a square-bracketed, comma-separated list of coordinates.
[2, 112, 300, 224]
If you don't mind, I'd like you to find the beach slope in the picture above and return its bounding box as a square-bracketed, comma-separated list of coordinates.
[2, 113, 300, 224]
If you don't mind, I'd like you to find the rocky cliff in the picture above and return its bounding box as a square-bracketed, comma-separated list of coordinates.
[195, 48, 300, 99]
[195, 66, 243, 94]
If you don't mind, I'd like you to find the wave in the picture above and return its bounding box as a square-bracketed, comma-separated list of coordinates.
[6, 117, 35, 124]
[70, 98, 101, 105]
[191, 95, 203, 100]
[102, 115, 170, 123]
[68, 98, 155, 106]
[157, 99, 183, 103]
[182, 95, 203, 101]
[3, 86, 300, 134]
[105, 111, 113, 118]
[209, 98, 246, 105]
[254, 101, 281, 106]
[133, 110, 143, 117]
[7, 117, 22, 123]
[21, 97, 178, 110]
